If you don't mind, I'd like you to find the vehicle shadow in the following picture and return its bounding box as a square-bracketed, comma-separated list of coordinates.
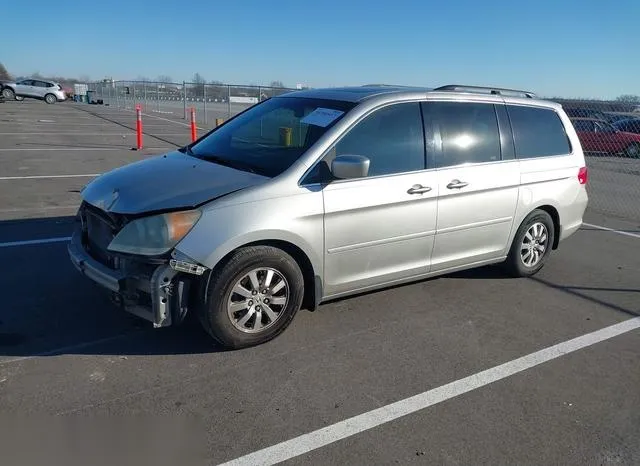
[0, 215, 226, 359]
[449, 265, 639, 318]
[0, 214, 637, 359]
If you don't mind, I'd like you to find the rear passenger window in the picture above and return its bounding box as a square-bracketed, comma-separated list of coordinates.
[423, 102, 501, 168]
[508, 106, 571, 158]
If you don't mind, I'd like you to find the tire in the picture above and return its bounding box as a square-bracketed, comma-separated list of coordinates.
[624, 143, 640, 159]
[197, 246, 304, 349]
[44, 93, 57, 104]
[2, 87, 15, 100]
[503, 209, 555, 277]
[15, 95, 24, 101]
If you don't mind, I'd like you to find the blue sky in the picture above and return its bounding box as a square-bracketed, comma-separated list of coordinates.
[2, 0, 638, 99]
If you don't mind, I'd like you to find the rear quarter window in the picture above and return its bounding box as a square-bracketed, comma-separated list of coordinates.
[507, 106, 572, 158]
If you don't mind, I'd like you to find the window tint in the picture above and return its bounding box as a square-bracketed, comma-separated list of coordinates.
[334, 103, 425, 177]
[572, 120, 595, 132]
[423, 101, 501, 168]
[33, 81, 48, 88]
[508, 106, 571, 158]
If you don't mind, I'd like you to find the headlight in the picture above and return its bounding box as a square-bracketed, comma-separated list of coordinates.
[107, 209, 201, 256]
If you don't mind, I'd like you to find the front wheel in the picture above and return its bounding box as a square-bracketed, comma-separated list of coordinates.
[2, 88, 15, 99]
[504, 209, 555, 277]
[624, 143, 640, 159]
[197, 246, 305, 349]
[44, 93, 57, 104]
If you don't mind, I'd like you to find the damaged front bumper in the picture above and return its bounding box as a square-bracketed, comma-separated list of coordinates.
[68, 229, 205, 328]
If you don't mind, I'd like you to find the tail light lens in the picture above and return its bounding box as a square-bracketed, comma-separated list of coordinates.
[578, 166, 588, 185]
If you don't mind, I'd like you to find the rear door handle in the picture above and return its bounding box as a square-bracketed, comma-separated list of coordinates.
[446, 179, 469, 189]
[407, 184, 432, 195]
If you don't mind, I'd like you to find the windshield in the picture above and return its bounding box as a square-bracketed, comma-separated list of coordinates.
[188, 96, 356, 177]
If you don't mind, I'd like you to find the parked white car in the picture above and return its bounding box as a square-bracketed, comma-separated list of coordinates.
[2, 78, 66, 103]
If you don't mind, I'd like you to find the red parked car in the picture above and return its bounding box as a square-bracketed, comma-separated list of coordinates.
[571, 117, 640, 158]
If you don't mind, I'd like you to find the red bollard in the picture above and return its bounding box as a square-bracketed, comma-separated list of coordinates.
[135, 104, 143, 150]
[190, 107, 197, 142]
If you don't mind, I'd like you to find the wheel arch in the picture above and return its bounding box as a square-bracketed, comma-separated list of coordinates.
[181, 232, 323, 313]
[531, 204, 561, 250]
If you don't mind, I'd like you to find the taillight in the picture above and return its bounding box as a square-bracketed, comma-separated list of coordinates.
[578, 166, 588, 185]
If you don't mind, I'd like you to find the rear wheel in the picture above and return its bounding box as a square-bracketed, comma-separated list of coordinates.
[624, 142, 640, 158]
[197, 246, 304, 349]
[504, 209, 555, 277]
[44, 93, 57, 104]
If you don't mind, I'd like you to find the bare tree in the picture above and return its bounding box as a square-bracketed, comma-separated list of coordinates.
[269, 80, 285, 88]
[192, 73, 206, 84]
[157, 75, 173, 83]
[616, 94, 640, 103]
[0, 63, 12, 81]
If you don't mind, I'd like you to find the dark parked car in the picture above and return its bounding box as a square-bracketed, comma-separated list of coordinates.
[571, 117, 640, 158]
[564, 107, 608, 121]
[612, 118, 640, 135]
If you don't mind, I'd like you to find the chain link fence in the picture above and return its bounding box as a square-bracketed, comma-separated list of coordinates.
[87, 80, 296, 126]
[552, 99, 640, 222]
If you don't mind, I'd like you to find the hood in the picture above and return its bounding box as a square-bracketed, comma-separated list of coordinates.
[81, 151, 269, 214]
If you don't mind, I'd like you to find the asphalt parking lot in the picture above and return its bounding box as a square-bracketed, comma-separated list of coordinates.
[0, 100, 639, 465]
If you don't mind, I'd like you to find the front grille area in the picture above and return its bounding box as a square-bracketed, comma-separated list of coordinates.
[80, 202, 126, 268]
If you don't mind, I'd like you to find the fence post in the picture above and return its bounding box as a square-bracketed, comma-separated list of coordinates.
[156, 83, 160, 112]
[227, 85, 231, 119]
[144, 81, 147, 106]
[183, 81, 187, 119]
[258, 86, 262, 102]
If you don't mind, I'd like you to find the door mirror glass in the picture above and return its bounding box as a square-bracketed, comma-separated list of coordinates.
[331, 154, 370, 179]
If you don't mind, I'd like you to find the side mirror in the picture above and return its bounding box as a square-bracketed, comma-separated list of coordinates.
[331, 154, 370, 179]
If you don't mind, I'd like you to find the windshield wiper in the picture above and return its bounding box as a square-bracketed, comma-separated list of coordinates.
[199, 154, 266, 176]
[178, 145, 195, 156]
[180, 146, 267, 176]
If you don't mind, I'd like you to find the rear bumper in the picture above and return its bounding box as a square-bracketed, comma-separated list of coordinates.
[559, 187, 589, 242]
[67, 230, 190, 328]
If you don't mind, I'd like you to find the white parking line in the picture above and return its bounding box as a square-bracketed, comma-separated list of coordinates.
[122, 108, 208, 130]
[583, 223, 640, 240]
[0, 205, 78, 214]
[0, 174, 99, 180]
[0, 147, 173, 151]
[0, 330, 145, 366]
[0, 237, 71, 248]
[220, 317, 640, 466]
[0, 132, 188, 136]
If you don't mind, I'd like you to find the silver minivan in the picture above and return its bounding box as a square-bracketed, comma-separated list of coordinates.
[68, 84, 589, 348]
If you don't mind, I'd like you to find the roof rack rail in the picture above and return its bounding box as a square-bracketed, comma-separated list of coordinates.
[433, 84, 536, 99]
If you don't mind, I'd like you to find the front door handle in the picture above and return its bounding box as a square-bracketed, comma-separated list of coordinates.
[446, 179, 469, 189]
[407, 184, 432, 195]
